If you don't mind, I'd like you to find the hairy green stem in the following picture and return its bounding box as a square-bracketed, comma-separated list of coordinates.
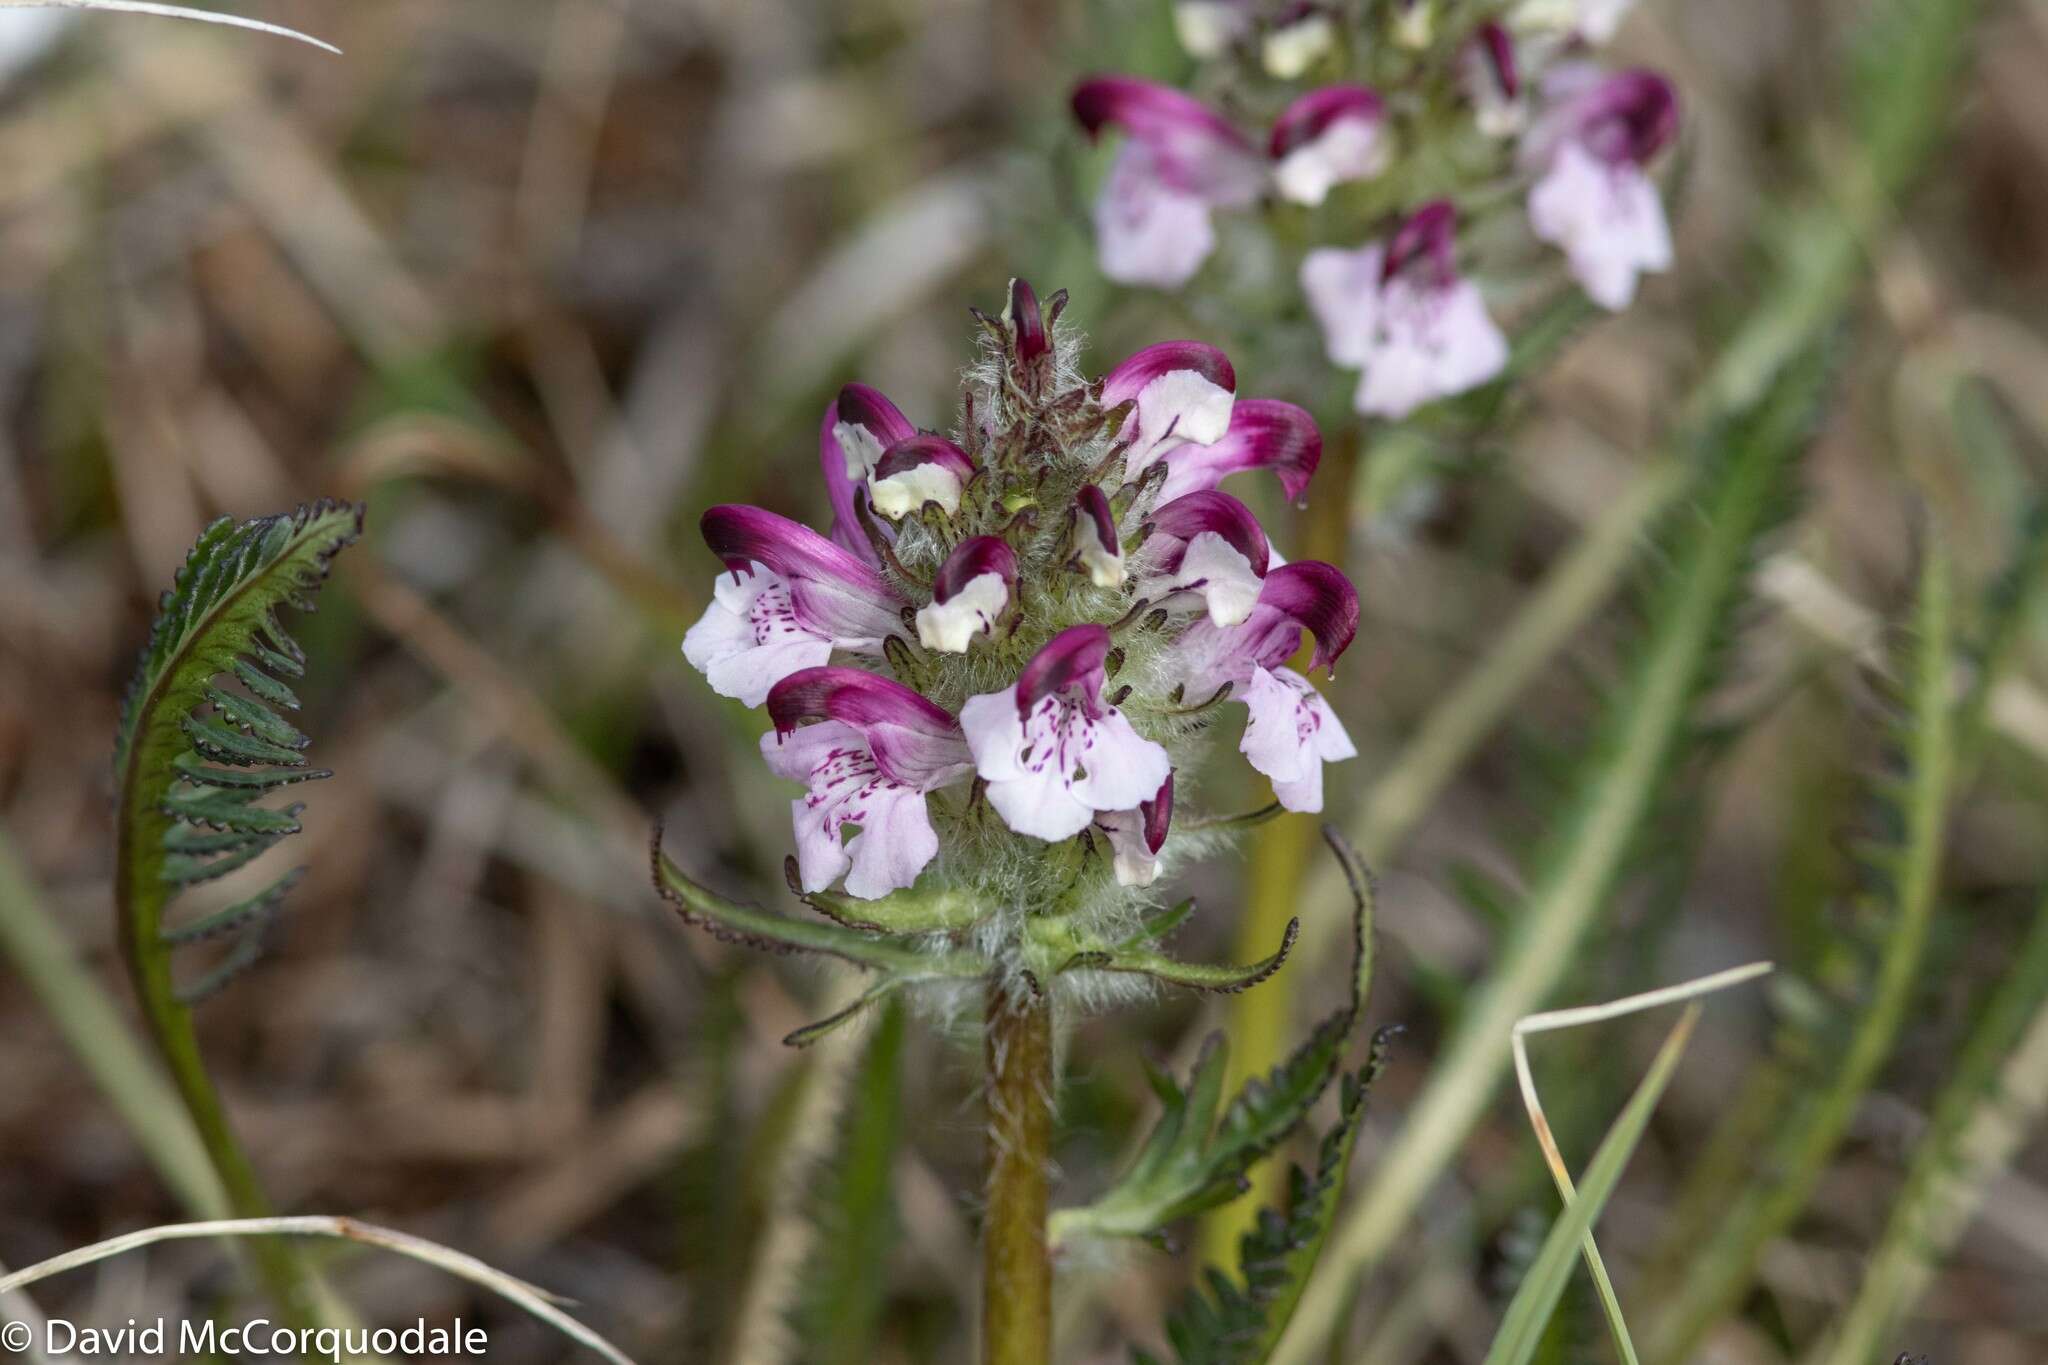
[983, 974, 1053, 1365]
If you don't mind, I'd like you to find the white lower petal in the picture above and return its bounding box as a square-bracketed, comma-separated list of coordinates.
[870, 461, 965, 519]
[1148, 532, 1263, 626]
[682, 567, 833, 706]
[774, 732, 938, 899]
[1300, 245, 1385, 369]
[1274, 118, 1387, 207]
[1174, 0, 1248, 57]
[1355, 277, 1508, 419]
[842, 784, 940, 899]
[1529, 144, 1671, 311]
[1097, 809, 1163, 887]
[1095, 144, 1218, 291]
[834, 419, 888, 481]
[916, 572, 1008, 652]
[1261, 13, 1335, 78]
[1066, 708, 1174, 815]
[1239, 667, 1356, 813]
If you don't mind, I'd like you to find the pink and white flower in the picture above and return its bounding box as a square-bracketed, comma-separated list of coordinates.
[1524, 67, 1678, 310]
[1074, 77, 1388, 288]
[960, 625, 1173, 841]
[682, 505, 905, 706]
[1269, 86, 1388, 207]
[1301, 200, 1509, 419]
[916, 537, 1017, 653]
[870, 434, 977, 520]
[1073, 77, 1265, 289]
[1139, 490, 1271, 627]
[764, 668, 974, 899]
[1095, 773, 1175, 887]
[1099, 342, 1321, 503]
[1176, 562, 1359, 812]
[1102, 341, 1238, 478]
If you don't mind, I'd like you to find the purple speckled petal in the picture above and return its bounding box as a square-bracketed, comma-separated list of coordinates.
[1015, 624, 1112, 717]
[766, 666, 972, 790]
[700, 505, 901, 644]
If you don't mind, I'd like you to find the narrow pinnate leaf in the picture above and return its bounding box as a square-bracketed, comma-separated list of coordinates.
[112, 499, 361, 1315]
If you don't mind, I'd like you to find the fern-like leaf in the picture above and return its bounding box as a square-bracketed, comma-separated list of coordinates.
[111, 500, 361, 1315]
[1137, 1031, 1395, 1365]
[1051, 830, 1375, 1248]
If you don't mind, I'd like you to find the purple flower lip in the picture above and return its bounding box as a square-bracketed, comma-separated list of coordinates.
[931, 536, 1017, 604]
[835, 383, 919, 447]
[1149, 490, 1271, 576]
[873, 435, 977, 487]
[1580, 69, 1679, 165]
[1007, 278, 1049, 365]
[1140, 772, 1173, 854]
[1070, 76, 1264, 201]
[1072, 75, 1253, 152]
[1074, 484, 1121, 556]
[1269, 85, 1385, 159]
[818, 400, 885, 565]
[1383, 199, 1459, 286]
[700, 504, 895, 597]
[1100, 341, 1237, 411]
[1160, 398, 1323, 504]
[1015, 623, 1112, 717]
[766, 666, 969, 787]
[1260, 561, 1360, 675]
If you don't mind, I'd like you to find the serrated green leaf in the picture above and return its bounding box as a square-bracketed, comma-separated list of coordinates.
[1052, 833, 1375, 1247]
[1143, 1032, 1394, 1365]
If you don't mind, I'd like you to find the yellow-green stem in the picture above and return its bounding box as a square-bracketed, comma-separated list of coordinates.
[983, 974, 1053, 1365]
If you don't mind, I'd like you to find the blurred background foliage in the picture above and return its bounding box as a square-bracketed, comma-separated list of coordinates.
[1, 0, 2046, 1361]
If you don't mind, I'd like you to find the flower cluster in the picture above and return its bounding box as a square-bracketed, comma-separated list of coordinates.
[1072, 0, 1680, 419]
[682, 282, 1357, 905]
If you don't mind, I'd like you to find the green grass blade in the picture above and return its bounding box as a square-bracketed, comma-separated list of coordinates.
[1482, 1006, 1700, 1365]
